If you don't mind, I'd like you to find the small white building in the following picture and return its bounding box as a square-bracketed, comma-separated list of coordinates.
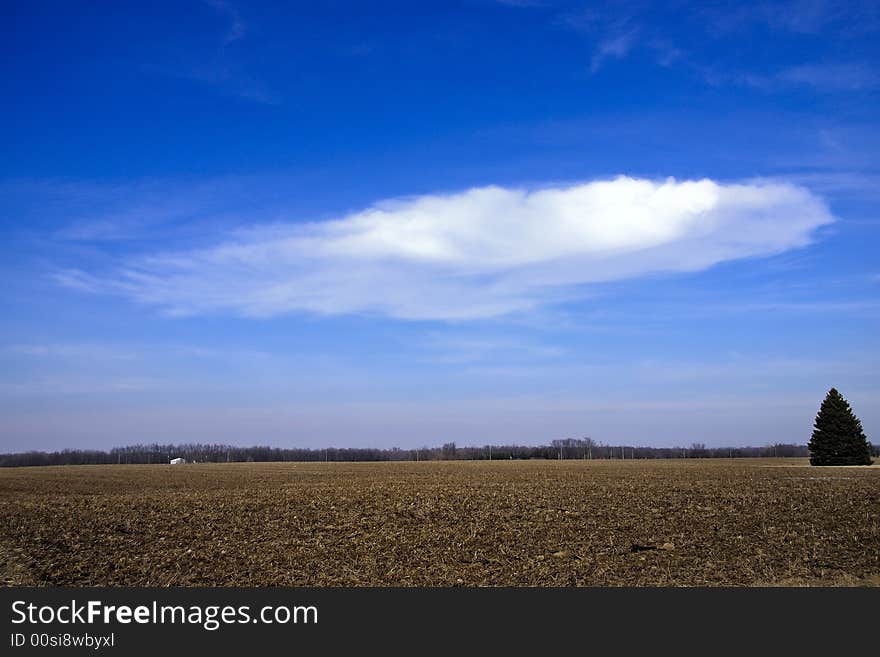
[170, 457, 185, 465]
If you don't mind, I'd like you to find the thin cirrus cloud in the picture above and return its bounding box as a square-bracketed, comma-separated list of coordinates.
[56, 176, 834, 321]
[589, 33, 636, 73]
[204, 0, 246, 45]
[778, 63, 880, 91]
[739, 63, 880, 93]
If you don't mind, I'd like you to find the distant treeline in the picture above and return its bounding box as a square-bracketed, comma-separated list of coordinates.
[2, 438, 867, 468]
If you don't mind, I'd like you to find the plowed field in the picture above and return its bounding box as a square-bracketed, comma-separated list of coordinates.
[1, 459, 878, 586]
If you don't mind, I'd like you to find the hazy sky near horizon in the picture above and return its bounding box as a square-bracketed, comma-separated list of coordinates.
[2, 0, 879, 451]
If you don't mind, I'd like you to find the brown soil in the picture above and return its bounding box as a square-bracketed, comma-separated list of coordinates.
[0, 459, 877, 586]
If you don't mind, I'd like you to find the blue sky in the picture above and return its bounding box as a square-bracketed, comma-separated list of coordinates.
[1, 0, 878, 451]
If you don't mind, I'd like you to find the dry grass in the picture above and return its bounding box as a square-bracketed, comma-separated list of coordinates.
[0, 458, 878, 586]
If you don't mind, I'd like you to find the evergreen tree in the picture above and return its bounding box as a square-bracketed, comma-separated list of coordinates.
[808, 388, 873, 466]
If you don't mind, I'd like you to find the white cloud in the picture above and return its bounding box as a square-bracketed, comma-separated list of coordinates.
[58, 176, 834, 321]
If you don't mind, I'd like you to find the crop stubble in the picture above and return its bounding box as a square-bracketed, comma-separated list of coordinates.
[0, 459, 878, 586]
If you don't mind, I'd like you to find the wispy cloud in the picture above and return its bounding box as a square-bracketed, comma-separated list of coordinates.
[57, 177, 834, 321]
[775, 171, 880, 201]
[646, 38, 684, 67]
[204, 0, 246, 45]
[416, 333, 565, 365]
[549, 2, 878, 88]
[142, 59, 277, 104]
[493, 0, 546, 7]
[777, 63, 880, 91]
[0, 378, 161, 395]
[0, 175, 281, 243]
[590, 32, 637, 73]
[740, 62, 880, 93]
[137, 1, 279, 104]
[700, 0, 879, 35]
[554, 4, 640, 74]
[3, 343, 138, 361]
[5, 386, 877, 448]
